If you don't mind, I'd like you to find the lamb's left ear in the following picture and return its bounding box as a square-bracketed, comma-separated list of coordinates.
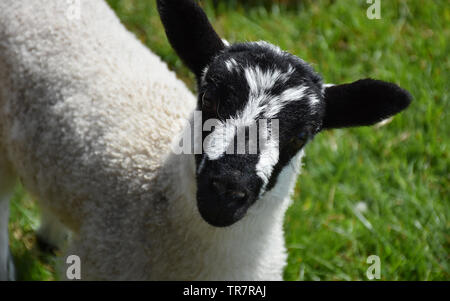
[322, 78, 412, 129]
[157, 0, 225, 79]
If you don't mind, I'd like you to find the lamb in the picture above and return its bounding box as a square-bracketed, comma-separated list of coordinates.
[0, 0, 412, 280]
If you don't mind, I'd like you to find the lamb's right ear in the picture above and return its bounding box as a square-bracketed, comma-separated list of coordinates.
[157, 0, 225, 79]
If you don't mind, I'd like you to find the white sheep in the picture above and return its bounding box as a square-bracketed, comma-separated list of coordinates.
[0, 0, 411, 280]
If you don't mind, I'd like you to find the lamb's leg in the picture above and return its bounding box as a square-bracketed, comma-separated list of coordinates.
[36, 208, 69, 254]
[0, 152, 16, 281]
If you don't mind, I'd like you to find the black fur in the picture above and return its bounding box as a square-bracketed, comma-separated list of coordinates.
[157, 0, 225, 79]
[322, 79, 412, 129]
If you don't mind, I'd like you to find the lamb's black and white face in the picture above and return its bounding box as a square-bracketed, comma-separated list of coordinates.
[158, 0, 412, 227]
[195, 42, 325, 226]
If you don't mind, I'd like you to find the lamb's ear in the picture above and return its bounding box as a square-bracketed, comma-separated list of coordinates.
[157, 0, 225, 79]
[322, 78, 412, 129]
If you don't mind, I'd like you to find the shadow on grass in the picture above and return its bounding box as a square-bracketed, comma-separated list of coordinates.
[9, 184, 57, 281]
[12, 242, 56, 281]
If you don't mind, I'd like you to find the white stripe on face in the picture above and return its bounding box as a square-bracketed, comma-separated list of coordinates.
[237, 65, 296, 122]
[225, 58, 239, 72]
[242, 66, 311, 186]
[256, 136, 279, 185]
[244, 65, 293, 98]
[255, 119, 280, 187]
[264, 86, 308, 118]
[201, 66, 209, 84]
[203, 120, 237, 160]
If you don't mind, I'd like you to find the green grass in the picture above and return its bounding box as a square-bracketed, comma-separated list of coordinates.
[9, 0, 449, 280]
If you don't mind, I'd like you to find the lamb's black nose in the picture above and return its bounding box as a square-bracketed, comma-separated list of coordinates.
[197, 160, 262, 227]
[211, 175, 249, 204]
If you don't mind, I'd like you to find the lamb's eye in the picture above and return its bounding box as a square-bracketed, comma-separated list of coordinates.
[297, 132, 307, 142]
[291, 132, 308, 148]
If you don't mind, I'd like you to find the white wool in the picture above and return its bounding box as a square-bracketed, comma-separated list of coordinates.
[0, 0, 304, 280]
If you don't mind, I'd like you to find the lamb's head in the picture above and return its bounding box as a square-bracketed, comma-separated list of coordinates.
[192, 42, 325, 227]
[157, 0, 412, 227]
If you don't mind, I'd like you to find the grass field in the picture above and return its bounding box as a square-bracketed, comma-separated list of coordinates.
[8, 0, 449, 280]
